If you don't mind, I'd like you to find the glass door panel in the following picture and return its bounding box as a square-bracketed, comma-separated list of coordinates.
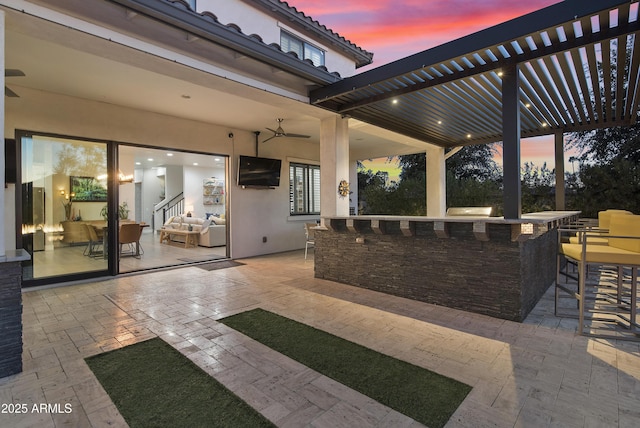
[21, 135, 108, 280]
[117, 146, 228, 273]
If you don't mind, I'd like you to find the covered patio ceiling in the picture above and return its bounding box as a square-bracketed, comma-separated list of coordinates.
[310, 0, 640, 149]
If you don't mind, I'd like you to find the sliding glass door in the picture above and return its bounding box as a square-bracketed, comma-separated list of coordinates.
[18, 132, 229, 285]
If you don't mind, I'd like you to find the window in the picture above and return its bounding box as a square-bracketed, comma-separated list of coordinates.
[186, 0, 196, 10]
[280, 31, 325, 67]
[290, 163, 320, 215]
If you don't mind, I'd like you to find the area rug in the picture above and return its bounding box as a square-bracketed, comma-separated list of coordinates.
[196, 260, 245, 271]
[219, 308, 471, 428]
[177, 254, 225, 263]
[84, 338, 274, 428]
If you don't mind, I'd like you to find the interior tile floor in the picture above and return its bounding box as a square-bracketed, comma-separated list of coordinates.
[1, 250, 639, 427]
[30, 230, 227, 278]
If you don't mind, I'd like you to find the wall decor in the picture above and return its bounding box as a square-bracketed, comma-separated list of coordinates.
[70, 176, 107, 202]
[338, 179, 350, 197]
[203, 178, 224, 205]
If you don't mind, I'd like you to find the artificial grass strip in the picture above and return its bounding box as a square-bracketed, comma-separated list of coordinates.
[219, 308, 471, 428]
[85, 337, 275, 428]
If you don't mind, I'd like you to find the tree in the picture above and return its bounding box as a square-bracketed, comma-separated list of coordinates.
[520, 162, 555, 213]
[396, 143, 501, 182]
[446, 144, 501, 181]
[566, 124, 640, 216]
[53, 143, 107, 177]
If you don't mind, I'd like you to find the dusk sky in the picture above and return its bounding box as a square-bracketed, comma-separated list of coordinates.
[287, 0, 567, 178]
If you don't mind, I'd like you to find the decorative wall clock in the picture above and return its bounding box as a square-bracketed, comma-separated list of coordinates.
[338, 180, 350, 197]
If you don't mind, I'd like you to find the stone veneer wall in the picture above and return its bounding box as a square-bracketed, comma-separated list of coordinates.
[0, 261, 23, 378]
[314, 220, 557, 322]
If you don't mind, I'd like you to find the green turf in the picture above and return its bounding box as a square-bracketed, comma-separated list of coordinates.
[85, 337, 275, 428]
[219, 308, 471, 428]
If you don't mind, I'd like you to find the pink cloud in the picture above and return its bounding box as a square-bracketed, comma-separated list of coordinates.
[289, 0, 567, 165]
[289, 0, 561, 66]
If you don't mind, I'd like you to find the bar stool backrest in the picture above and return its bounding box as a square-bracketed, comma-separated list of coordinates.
[608, 214, 640, 253]
[599, 209, 632, 229]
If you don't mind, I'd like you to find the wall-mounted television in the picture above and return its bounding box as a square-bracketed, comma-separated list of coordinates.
[237, 155, 282, 188]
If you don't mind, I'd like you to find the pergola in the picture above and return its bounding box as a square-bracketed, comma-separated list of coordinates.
[310, 0, 639, 218]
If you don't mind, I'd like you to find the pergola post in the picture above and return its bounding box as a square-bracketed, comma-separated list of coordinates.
[502, 64, 521, 219]
[554, 131, 565, 210]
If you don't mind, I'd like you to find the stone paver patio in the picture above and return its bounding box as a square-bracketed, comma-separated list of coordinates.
[1, 251, 639, 427]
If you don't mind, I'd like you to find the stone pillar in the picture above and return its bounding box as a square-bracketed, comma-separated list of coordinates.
[320, 116, 350, 219]
[0, 257, 27, 378]
[0, 10, 5, 257]
[426, 145, 446, 217]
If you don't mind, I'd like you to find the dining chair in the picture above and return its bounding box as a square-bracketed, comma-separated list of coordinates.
[119, 222, 143, 258]
[83, 224, 103, 258]
[304, 223, 316, 260]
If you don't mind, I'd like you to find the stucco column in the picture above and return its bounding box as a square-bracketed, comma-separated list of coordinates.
[320, 116, 350, 218]
[426, 145, 446, 217]
[554, 131, 565, 210]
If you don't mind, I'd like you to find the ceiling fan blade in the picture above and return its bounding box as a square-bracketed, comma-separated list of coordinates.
[284, 133, 311, 138]
[265, 127, 278, 133]
[5, 86, 19, 97]
[262, 135, 276, 143]
[5, 69, 25, 77]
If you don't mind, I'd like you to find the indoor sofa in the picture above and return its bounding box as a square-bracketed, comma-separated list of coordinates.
[161, 215, 226, 247]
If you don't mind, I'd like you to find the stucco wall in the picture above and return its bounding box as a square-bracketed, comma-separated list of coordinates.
[196, 0, 358, 77]
[4, 87, 319, 259]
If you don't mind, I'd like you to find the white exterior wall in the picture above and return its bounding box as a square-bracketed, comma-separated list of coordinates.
[4, 87, 318, 258]
[196, 0, 358, 77]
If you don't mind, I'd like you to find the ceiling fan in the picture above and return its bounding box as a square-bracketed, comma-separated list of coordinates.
[263, 118, 310, 143]
[5, 69, 25, 98]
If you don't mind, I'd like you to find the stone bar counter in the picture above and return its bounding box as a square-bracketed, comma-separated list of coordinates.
[315, 211, 580, 322]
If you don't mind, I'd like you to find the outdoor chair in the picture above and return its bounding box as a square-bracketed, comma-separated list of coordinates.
[304, 223, 316, 260]
[119, 222, 143, 259]
[83, 224, 103, 258]
[568, 209, 633, 245]
[556, 213, 640, 340]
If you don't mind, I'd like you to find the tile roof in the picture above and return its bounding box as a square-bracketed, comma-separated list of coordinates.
[166, 0, 373, 71]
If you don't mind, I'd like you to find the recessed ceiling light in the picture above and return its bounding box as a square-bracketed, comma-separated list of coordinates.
[214, 158, 221, 162]
[135, 162, 141, 165]
[437, 120, 442, 125]
[392, 99, 398, 104]
[467, 134, 472, 139]
[542, 123, 548, 127]
[167, 153, 173, 157]
[497, 71, 504, 77]
[147, 158, 154, 162]
[193, 162, 198, 166]
[525, 103, 531, 108]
